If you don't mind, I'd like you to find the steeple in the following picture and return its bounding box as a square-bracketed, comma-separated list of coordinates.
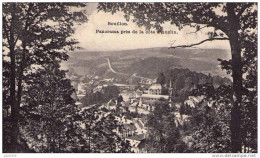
[170, 77, 172, 89]
[168, 77, 173, 108]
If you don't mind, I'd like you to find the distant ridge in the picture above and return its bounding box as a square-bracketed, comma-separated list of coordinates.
[63, 47, 231, 79]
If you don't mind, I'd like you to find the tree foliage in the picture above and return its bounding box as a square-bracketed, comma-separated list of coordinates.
[80, 107, 131, 153]
[20, 63, 83, 152]
[2, 2, 87, 152]
[189, 84, 232, 152]
[145, 101, 186, 152]
[157, 72, 166, 85]
[189, 82, 257, 153]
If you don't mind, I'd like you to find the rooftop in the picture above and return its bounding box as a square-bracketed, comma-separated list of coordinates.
[123, 124, 137, 131]
[125, 134, 145, 141]
[149, 84, 162, 90]
[141, 94, 169, 99]
[135, 120, 144, 129]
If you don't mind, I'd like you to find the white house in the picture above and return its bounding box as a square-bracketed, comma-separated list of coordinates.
[148, 84, 162, 95]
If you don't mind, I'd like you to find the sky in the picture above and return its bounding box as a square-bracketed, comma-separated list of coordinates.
[72, 3, 231, 51]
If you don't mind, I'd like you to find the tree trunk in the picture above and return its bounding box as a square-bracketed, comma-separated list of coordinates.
[9, 3, 19, 153]
[16, 3, 32, 113]
[227, 3, 243, 153]
[16, 44, 26, 114]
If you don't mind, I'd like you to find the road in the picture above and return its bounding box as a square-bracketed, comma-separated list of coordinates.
[106, 58, 152, 81]
[106, 58, 117, 73]
[106, 58, 126, 76]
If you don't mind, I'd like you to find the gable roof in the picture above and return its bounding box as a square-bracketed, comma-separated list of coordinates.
[126, 134, 145, 141]
[135, 120, 144, 129]
[123, 124, 137, 131]
[149, 84, 162, 90]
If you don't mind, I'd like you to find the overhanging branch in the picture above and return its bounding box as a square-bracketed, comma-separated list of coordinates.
[169, 37, 229, 49]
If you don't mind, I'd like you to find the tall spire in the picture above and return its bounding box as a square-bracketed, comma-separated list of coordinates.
[168, 76, 173, 107]
[169, 76, 173, 97]
[170, 77, 172, 89]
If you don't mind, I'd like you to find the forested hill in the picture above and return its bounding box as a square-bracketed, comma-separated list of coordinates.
[164, 68, 232, 92]
[121, 55, 230, 79]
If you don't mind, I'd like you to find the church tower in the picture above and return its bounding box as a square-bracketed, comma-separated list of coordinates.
[168, 77, 174, 108]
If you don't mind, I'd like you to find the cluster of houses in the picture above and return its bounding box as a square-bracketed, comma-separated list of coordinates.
[70, 72, 213, 152]
[104, 82, 218, 152]
[114, 115, 148, 153]
[80, 102, 148, 152]
[105, 83, 171, 115]
[101, 82, 175, 152]
[70, 74, 117, 108]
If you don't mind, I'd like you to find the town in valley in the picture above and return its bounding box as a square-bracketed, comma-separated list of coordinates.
[66, 48, 232, 152]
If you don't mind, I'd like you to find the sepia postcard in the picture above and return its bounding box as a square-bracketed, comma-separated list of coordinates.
[1, 1, 258, 157]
